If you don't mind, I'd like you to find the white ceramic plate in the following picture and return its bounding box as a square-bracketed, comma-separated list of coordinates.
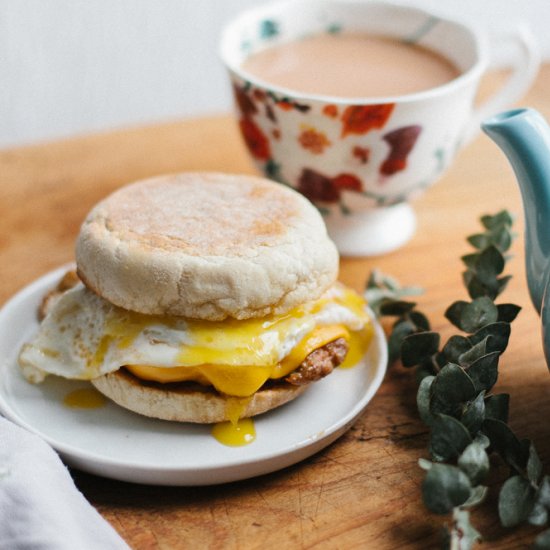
[0, 266, 387, 486]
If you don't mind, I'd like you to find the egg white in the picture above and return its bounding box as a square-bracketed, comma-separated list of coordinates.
[19, 283, 368, 384]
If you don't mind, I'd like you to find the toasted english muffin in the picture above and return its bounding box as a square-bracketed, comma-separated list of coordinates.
[76, 172, 339, 321]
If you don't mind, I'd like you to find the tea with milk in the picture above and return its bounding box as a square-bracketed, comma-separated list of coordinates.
[241, 33, 460, 97]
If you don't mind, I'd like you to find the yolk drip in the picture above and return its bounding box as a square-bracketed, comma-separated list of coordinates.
[340, 324, 374, 369]
[63, 387, 107, 409]
[212, 396, 256, 446]
[211, 418, 256, 446]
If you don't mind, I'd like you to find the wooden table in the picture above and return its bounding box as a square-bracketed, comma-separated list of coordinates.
[2, 66, 550, 549]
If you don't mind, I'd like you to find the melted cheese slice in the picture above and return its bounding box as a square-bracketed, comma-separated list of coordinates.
[126, 324, 353, 397]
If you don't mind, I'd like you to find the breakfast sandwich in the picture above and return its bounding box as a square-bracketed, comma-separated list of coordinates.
[18, 173, 373, 424]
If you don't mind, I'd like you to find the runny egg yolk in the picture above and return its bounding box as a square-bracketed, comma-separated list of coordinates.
[211, 397, 256, 446]
[126, 323, 351, 397]
[211, 418, 256, 446]
[96, 283, 373, 399]
[63, 387, 107, 409]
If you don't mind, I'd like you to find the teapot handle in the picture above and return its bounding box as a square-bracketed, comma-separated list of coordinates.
[464, 24, 540, 145]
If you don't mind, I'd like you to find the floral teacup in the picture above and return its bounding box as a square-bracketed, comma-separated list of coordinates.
[220, 0, 539, 256]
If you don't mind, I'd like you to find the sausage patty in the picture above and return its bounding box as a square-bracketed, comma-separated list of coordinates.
[285, 338, 348, 386]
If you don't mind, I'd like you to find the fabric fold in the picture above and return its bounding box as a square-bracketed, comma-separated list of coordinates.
[0, 416, 129, 550]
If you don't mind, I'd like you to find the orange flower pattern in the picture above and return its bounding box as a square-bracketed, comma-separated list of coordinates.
[298, 127, 331, 154]
[323, 104, 339, 118]
[239, 118, 271, 161]
[298, 168, 362, 203]
[276, 100, 294, 111]
[341, 104, 395, 137]
[233, 83, 257, 117]
[380, 125, 422, 176]
[352, 145, 370, 164]
[276, 99, 311, 113]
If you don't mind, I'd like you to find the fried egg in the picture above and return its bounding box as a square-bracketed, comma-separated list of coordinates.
[19, 282, 373, 398]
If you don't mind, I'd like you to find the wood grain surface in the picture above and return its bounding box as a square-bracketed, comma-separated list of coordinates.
[2, 66, 550, 549]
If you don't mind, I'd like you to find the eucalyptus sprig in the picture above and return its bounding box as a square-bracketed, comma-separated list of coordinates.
[368, 211, 550, 549]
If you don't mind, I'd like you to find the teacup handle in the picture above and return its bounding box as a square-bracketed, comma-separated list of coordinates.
[464, 24, 540, 144]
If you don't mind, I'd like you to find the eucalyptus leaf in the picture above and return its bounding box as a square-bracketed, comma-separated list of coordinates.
[482, 418, 527, 472]
[533, 528, 550, 549]
[475, 245, 505, 283]
[361, 289, 388, 313]
[388, 320, 416, 363]
[491, 226, 513, 253]
[461, 392, 486, 435]
[458, 337, 489, 367]
[462, 485, 488, 509]
[467, 233, 489, 250]
[528, 502, 548, 527]
[409, 310, 431, 331]
[401, 331, 440, 368]
[497, 303, 522, 323]
[362, 287, 388, 304]
[365, 269, 399, 292]
[498, 475, 536, 528]
[421, 463, 472, 514]
[531, 477, 550, 526]
[380, 300, 416, 316]
[416, 362, 438, 383]
[417, 375, 436, 426]
[461, 252, 480, 270]
[445, 301, 468, 330]
[442, 335, 471, 364]
[430, 414, 473, 462]
[458, 441, 490, 485]
[527, 442, 543, 484]
[469, 322, 511, 354]
[462, 269, 474, 289]
[537, 476, 550, 508]
[364, 269, 423, 315]
[473, 433, 490, 449]
[465, 274, 497, 300]
[434, 350, 449, 369]
[481, 210, 513, 230]
[429, 364, 476, 417]
[470, 221, 513, 253]
[521, 439, 532, 467]
[466, 351, 500, 393]
[484, 393, 510, 423]
[418, 458, 433, 471]
[459, 297, 499, 333]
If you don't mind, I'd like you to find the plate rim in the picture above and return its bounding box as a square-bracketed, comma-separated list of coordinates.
[0, 266, 388, 483]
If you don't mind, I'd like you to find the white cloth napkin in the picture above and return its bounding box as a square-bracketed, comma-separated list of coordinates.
[0, 415, 130, 550]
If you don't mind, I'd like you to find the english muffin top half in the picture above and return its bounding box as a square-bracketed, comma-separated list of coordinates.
[76, 172, 339, 320]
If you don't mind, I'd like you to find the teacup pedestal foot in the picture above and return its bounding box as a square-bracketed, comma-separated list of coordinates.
[324, 203, 416, 257]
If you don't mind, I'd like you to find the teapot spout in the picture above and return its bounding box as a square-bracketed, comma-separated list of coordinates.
[483, 108, 550, 314]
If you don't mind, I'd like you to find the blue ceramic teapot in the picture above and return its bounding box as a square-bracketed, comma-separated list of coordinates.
[482, 108, 550, 364]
